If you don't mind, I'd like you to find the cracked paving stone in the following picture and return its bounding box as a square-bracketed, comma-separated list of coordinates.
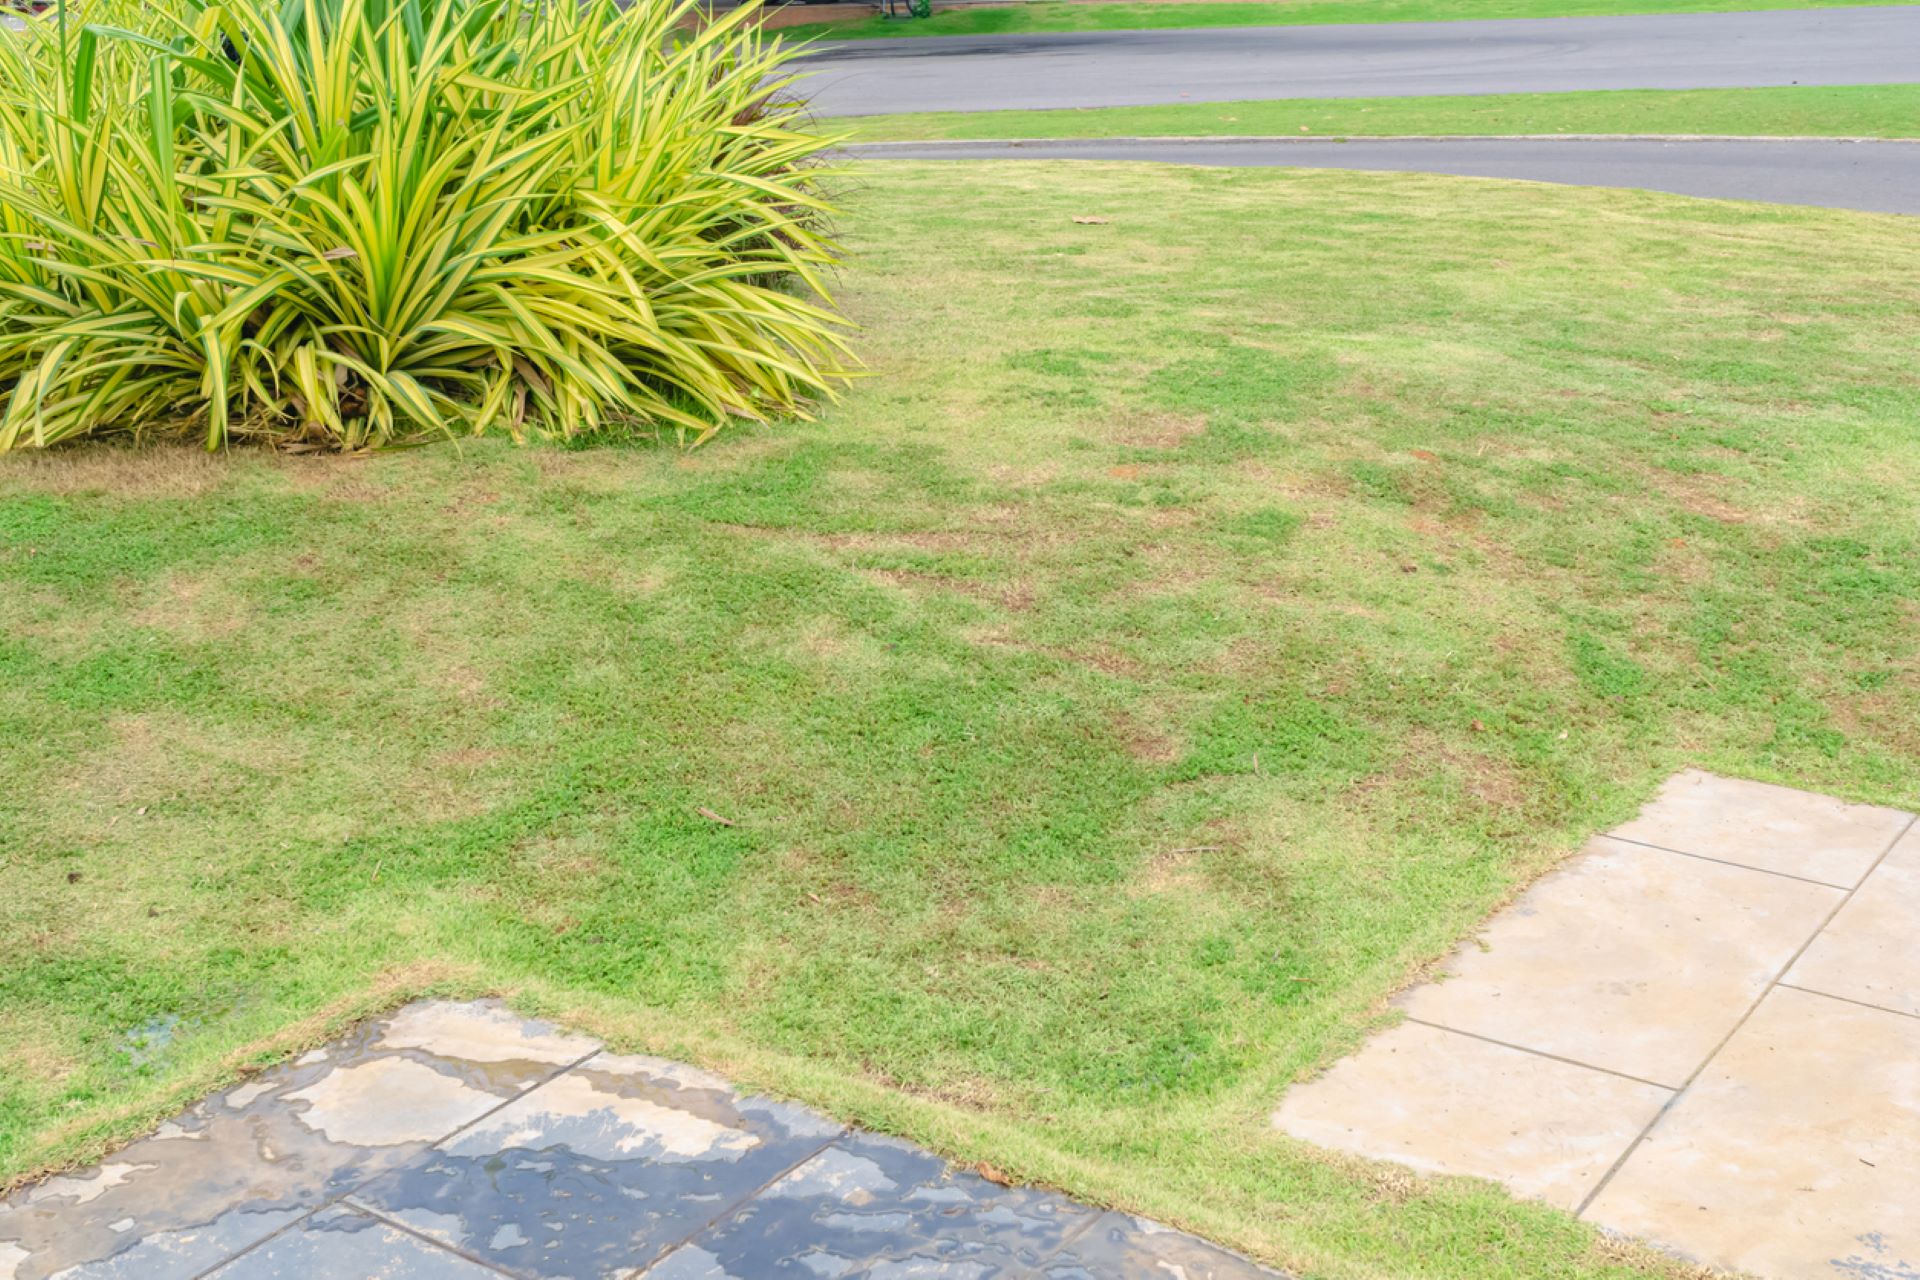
[0, 1001, 595, 1280]
[637, 1131, 1100, 1278]
[349, 1052, 844, 1278]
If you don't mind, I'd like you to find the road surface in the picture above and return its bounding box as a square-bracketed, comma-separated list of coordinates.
[847, 136, 1920, 213]
[795, 6, 1920, 115]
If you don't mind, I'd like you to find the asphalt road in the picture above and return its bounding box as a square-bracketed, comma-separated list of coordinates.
[847, 137, 1920, 214]
[796, 6, 1920, 115]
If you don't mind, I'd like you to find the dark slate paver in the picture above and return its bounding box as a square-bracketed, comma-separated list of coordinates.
[348, 1052, 844, 1278]
[0, 1002, 591, 1280]
[1041, 1212, 1288, 1278]
[0, 1002, 1284, 1280]
[636, 1132, 1099, 1278]
[204, 1204, 504, 1279]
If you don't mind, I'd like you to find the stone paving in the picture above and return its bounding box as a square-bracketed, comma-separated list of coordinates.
[0, 1001, 1280, 1279]
[1275, 768, 1920, 1280]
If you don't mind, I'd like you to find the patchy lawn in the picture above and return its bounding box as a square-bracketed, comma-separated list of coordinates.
[776, 0, 1907, 41]
[848, 83, 1920, 142]
[4, 161, 1919, 1278]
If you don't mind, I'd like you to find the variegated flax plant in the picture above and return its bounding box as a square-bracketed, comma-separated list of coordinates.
[0, 0, 851, 451]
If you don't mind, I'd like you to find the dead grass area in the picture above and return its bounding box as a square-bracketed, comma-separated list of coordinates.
[1132, 844, 1207, 895]
[1109, 709, 1181, 763]
[129, 571, 253, 641]
[859, 565, 1036, 612]
[966, 622, 1149, 678]
[1115, 411, 1209, 449]
[0, 444, 245, 499]
[1348, 731, 1532, 819]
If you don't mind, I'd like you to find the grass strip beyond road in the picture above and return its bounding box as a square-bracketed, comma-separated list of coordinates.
[779, 0, 1915, 41]
[846, 83, 1920, 142]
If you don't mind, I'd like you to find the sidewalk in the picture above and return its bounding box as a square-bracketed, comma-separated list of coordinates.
[0, 1001, 1280, 1279]
[1276, 769, 1920, 1279]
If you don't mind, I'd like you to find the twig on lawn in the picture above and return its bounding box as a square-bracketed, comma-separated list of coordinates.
[696, 807, 738, 827]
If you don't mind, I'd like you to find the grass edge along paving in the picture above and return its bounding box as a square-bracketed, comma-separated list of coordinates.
[843, 83, 1920, 142]
[6, 159, 1920, 1279]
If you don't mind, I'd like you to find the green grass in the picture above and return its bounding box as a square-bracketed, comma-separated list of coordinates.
[778, 0, 1911, 41]
[7, 160, 1920, 1278]
[848, 83, 1920, 141]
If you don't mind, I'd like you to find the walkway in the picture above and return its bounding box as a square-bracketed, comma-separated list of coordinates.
[847, 136, 1920, 215]
[1276, 769, 1920, 1279]
[0, 1002, 1279, 1279]
[795, 6, 1920, 115]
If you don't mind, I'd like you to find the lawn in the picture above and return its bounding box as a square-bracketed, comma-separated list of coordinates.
[847, 83, 1920, 141]
[777, 0, 1907, 41]
[5, 160, 1920, 1278]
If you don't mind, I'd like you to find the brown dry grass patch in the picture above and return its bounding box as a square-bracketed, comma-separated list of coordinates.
[130, 571, 253, 641]
[1110, 709, 1180, 764]
[1114, 411, 1208, 449]
[0, 445, 247, 499]
[1350, 729, 1530, 816]
[860, 566, 1035, 612]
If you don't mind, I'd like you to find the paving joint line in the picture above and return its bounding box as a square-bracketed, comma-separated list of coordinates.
[613, 1127, 849, 1279]
[338, 1200, 525, 1278]
[1398, 1016, 1679, 1092]
[1598, 834, 1857, 891]
[188, 1039, 605, 1280]
[186, 1202, 329, 1280]
[1572, 811, 1920, 1220]
[1775, 981, 1920, 1025]
[412, 1041, 610, 1158]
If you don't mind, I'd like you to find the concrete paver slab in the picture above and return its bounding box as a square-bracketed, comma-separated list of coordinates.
[1610, 768, 1912, 887]
[1271, 770, 1920, 1278]
[349, 1052, 844, 1278]
[1398, 835, 1839, 1086]
[1584, 985, 1920, 1279]
[203, 1204, 504, 1279]
[1786, 826, 1920, 1018]
[0, 1000, 582, 1280]
[637, 1131, 1098, 1278]
[1273, 1021, 1671, 1210]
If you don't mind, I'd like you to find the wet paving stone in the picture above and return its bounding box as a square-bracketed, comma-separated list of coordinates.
[203, 1204, 504, 1279]
[2, 1001, 1286, 1280]
[0, 1001, 594, 1280]
[637, 1131, 1100, 1279]
[348, 1052, 845, 1278]
[1039, 1212, 1287, 1279]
